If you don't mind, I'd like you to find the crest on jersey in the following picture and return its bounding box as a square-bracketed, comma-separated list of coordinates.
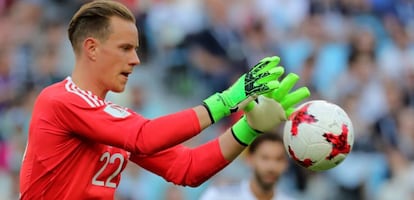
[104, 104, 131, 118]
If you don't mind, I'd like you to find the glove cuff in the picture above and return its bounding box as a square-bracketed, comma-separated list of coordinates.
[203, 93, 231, 123]
[231, 116, 262, 146]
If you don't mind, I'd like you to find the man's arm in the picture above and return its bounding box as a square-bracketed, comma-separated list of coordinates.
[129, 128, 244, 187]
[193, 105, 213, 130]
[128, 101, 281, 187]
[130, 72, 310, 187]
[56, 98, 205, 155]
[129, 106, 284, 187]
[194, 105, 245, 160]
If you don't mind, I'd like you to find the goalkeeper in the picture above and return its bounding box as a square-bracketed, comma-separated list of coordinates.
[19, 1, 310, 199]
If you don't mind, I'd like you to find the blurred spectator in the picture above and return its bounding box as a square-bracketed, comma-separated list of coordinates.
[374, 79, 406, 150]
[391, 0, 414, 26]
[8, 1, 43, 87]
[377, 108, 414, 200]
[254, 0, 309, 35]
[0, 0, 13, 15]
[0, 42, 16, 113]
[378, 16, 414, 82]
[241, 19, 281, 69]
[332, 51, 387, 126]
[115, 164, 146, 200]
[30, 20, 67, 88]
[200, 133, 295, 200]
[402, 66, 414, 107]
[295, 54, 321, 101]
[165, 185, 185, 200]
[184, 0, 247, 94]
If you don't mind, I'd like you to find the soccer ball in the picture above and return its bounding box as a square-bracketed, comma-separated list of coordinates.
[283, 100, 354, 171]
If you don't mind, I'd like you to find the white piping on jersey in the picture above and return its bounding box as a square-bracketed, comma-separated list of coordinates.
[89, 91, 105, 106]
[78, 89, 101, 106]
[65, 77, 106, 107]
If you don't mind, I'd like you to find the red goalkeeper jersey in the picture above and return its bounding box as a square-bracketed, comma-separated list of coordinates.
[20, 77, 229, 199]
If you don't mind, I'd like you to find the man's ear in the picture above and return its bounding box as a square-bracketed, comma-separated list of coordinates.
[83, 37, 98, 61]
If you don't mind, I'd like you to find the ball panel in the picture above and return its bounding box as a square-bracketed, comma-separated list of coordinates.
[295, 123, 330, 144]
[303, 143, 332, 163]
[286, 133, 308, 159]
[283, 100, 354, 171]
[309, 158, 337, 171]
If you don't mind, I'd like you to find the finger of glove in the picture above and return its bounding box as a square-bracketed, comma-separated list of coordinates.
[271, 73, 299, 101]
[266, 80, 280, 91]
[255, 67, 284, 85]
[280, 87, 311, 110]
[249, 80, 279, 96]
[254, 56, 281, 75]
[259, 56, 280, 63]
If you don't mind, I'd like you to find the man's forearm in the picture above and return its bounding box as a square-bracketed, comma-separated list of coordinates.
[193, 105, 213, 130]
[131, 108, 201, 154]
[196, 105, 246, 160]
[218, 128, 246, 161]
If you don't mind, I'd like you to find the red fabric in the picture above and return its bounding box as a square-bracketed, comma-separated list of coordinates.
[19, 78, 204, 199]
[132, 108, 201, 155]
[130, 139, 230, 187]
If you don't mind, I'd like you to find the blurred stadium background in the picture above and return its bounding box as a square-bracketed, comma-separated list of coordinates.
[0, 0, 414, 199]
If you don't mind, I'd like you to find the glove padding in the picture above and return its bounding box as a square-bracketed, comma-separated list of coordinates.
[204, 56, 284, 123]
[245, 95, 286, 132]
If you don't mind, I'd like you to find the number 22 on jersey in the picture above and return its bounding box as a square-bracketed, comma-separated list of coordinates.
[92, 152, 126, 188]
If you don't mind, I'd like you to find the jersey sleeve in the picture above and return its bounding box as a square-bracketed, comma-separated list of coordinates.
[129, 139, 230, 187]
[51, 96, 201, 154]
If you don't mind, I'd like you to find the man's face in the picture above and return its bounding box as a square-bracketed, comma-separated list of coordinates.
[249, 141, 288, 190]
[95, 16, 140, 93]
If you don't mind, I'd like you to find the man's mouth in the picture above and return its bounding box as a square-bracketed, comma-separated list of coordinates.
[121, 72, 130, 78]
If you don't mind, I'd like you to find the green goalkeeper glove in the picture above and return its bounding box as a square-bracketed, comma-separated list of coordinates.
[258, 73, 311, 117]
[203, 56, 284, 123]
[232, 73, 311, 146]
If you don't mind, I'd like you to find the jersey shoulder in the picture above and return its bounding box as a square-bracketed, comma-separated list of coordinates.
[38, 77, 106, 108]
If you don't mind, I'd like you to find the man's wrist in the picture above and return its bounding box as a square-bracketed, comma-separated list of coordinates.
[203, 93, 230, 123]
[231, 116, 262, 146]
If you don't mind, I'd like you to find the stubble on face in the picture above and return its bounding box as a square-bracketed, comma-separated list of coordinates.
[250, 141, 288, 192]
[253, 169, 277, 191]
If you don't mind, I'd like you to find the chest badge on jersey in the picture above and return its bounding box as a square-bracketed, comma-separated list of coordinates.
[104, 104, 131, 118]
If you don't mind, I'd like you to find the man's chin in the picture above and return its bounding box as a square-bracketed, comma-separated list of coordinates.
[111, 87, 126, 93]
[264, 180, 276, 187]
[256, 175, 278, 190]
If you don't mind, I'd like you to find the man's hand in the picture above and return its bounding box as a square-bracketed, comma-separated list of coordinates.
[232, 73, 310, 146]
[265, 73, 311, 118]
[203, 56, 284, 123]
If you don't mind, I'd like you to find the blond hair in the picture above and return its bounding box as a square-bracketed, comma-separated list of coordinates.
[68, 0, 135, 54]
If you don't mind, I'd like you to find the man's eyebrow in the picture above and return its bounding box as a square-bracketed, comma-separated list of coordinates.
[119, 43, 136, 48]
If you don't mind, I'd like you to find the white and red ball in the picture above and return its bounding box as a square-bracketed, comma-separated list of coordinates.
[283, 100, 354, 171]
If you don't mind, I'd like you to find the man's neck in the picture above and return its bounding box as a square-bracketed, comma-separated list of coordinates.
[249, 179, 275, 200]
[71, 67, 107, 99]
